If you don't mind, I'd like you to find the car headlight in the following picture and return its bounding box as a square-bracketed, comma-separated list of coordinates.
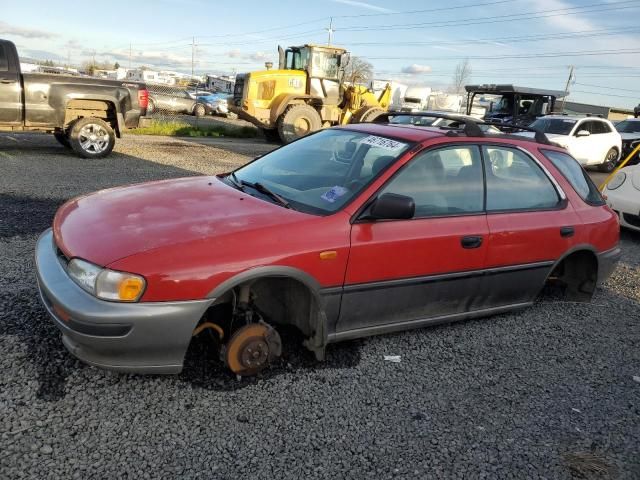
[607, 171, 626, 190]
[67, 258, 146, 302]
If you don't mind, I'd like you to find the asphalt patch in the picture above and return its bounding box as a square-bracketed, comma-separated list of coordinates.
[0, 194, 66, 238]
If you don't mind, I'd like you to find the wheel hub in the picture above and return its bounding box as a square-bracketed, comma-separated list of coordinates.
[225, 323, 282, 376]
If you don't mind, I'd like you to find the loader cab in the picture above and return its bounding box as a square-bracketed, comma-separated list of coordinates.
[279, 44, 349, 105]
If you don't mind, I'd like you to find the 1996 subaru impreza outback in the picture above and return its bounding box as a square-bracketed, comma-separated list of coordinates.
[36, 117, 621, 376]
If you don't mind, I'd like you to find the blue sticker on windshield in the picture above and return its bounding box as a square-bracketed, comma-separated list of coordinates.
[321, 186, 348, 203]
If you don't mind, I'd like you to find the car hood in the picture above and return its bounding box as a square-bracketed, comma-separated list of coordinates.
[619, 133, 640, 141]
[53, 176, 304, 266]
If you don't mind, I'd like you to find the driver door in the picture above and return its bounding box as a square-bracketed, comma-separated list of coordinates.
[337, 145, 489, 335]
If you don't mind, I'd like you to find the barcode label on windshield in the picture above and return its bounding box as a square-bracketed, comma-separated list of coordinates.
[361, 135, 406, 151]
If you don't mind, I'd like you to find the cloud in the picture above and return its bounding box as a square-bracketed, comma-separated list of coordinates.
[225, 50, 273, 62]
[0, 22, 57, 39]
[330, 0, 394, 13]
[401, 64, 432, 74]
[247, 52, 271, 61]
[432, 45, 464, 53]
[63, 39, 83, 50]
[93, 49, 193, 67]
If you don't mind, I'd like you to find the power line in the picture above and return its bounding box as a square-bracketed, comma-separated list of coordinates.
[574, 82, 639, 93]
[571, 89, 638, 99]
[343, 27, 640, 47]
[339, 1, 640, 32]
[333, 0, 517, 18]
[365, 48, 640, 61]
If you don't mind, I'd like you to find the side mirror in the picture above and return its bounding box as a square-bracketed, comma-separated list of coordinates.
[367, 193, 415, 220]
[576, 129, 590, 137]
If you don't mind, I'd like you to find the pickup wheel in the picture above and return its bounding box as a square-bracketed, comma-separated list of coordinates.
[69, 117, 115, 159]
[53, 131, 71, 149]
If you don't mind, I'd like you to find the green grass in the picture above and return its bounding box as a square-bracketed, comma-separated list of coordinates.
[131, 120, 258, 139]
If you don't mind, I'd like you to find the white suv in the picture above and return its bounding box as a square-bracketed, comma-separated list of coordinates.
[525, 116, 622, 172]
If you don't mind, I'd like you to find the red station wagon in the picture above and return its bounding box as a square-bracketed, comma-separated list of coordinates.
[35, 115, 621, 376]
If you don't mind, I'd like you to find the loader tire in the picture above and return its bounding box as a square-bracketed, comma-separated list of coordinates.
[260, 128, 282, 143]
[351, 106, 386, 124]
[277, 104, 322, 144]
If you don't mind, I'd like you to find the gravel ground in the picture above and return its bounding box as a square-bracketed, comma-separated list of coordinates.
[1, 133, 639, 479]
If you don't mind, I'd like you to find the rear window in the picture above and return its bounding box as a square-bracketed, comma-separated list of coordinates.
[0, 44, 8, 71]
[541, 150, 605, 205]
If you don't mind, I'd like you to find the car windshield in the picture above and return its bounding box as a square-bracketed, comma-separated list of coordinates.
[615, 120, 640, 133]
[227, 129, 412, 215]
[530, 118, 577, 135]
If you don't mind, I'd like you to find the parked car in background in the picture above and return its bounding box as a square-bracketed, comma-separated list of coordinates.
[146, 85, 199, 116]
[0, 39, 147, 158]
[605, 164, 640, 232]
[524, 116, 622, 172]
[36, 117, 620, 377]
[196, 93, 231, 117]
[615, 118, 640, 165]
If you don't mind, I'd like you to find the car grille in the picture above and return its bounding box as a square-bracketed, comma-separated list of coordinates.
[233, 74, 246, 107]
[623, 212, 640, 228]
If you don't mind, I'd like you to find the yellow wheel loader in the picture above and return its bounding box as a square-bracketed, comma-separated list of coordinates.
[229, 44, 391, 143]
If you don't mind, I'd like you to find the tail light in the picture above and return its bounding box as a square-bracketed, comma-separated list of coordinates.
[138, 88, 149, 109]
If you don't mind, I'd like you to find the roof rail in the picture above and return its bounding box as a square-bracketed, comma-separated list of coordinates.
[482, 121, 552, 145]
[372, 111, 552, 145]
[372, 111, 485, 137]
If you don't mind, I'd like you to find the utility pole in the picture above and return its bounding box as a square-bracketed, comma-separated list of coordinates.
[560, 65, 574, 113]
[191, 37, 195, 79]
[326, 17, 334, 45]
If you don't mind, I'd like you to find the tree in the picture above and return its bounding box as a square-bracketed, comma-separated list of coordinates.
[451, 59, 472, 94]
[114, 62, 120, 69]
[343, 56, 373, 85]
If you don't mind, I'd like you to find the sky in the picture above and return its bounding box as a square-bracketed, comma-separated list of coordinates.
[1, 0, 639, 108]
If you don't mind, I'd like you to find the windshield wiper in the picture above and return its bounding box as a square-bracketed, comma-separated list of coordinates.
[226, 172, 244, 191]
[240, 180, 291, 209]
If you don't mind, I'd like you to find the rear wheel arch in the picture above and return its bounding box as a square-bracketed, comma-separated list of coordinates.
[64, 99, 119, 134]
[542, 246, 599, 302]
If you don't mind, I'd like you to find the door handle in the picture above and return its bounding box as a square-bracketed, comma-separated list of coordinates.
[461, 235, 483, 249]
[560, 226, 575, 238]
[0, 78, 15, 84]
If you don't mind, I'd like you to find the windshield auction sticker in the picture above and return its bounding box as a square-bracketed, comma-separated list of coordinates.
[361, 135, 407, 151]
[321, 186, 348, 203]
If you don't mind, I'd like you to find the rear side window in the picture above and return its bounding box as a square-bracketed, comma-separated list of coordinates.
[540, 150, 605, 205]
[0, 45, 8, 72]
[590, 121, 609, 134]
[483, 146, 560, 211]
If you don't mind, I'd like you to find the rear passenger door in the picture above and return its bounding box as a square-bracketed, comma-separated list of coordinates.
[481, 145, 580, 307]
[338, 145, 489, 334]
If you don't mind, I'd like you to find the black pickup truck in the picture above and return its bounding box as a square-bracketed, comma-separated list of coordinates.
[0, 39, 147, 158]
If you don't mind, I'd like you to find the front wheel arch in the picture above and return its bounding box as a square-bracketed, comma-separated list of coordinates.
[206, 267, 328, 359]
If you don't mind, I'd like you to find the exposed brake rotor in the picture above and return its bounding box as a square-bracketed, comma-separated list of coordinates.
[225, 322, 282, 376]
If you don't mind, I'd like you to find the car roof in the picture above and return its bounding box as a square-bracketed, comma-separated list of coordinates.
[542, 115, 609, 122]
[336, 122, 558, 149]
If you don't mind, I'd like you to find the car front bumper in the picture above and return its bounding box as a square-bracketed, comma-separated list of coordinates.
[606, 186, 640, 232]
[35, 229, 213, 374]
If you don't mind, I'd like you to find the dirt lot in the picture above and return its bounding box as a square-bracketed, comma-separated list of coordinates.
[1, 132, 639, 479]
